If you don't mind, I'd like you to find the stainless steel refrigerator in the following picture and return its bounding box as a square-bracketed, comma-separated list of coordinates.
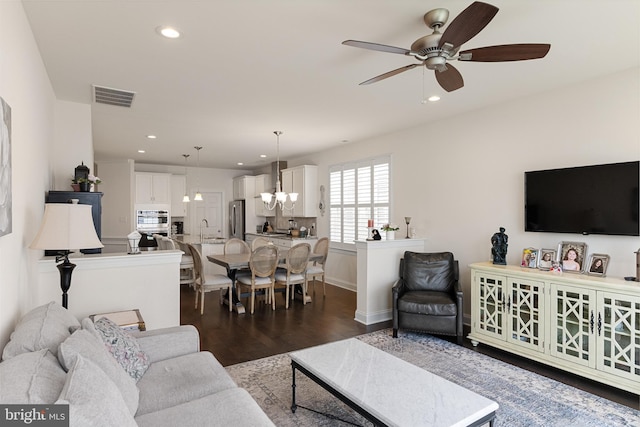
[229, 200, 245, 240]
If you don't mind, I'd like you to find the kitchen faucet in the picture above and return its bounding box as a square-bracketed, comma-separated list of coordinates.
[200, 218, 209, 241]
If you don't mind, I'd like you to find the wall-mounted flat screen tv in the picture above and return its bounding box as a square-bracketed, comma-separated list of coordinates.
[525, 161, 639, 236]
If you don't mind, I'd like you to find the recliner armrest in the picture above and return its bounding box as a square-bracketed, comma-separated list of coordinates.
[392, 279, 406, 296]
[131, 325, 200, 363]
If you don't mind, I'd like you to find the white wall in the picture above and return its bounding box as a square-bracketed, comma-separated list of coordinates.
[293, 67, 640, 315]
[0, 1, 56, 348]
[53, 100, 93, 191]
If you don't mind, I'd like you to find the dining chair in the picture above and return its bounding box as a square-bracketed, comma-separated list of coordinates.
[251, 236, 272, 251]
[236, 245, 279, 314]
[275, 243, 311, 309]
[186, 243, 233, 314]
[224, 238, 251, 255]
[172, 239, 196, 290]
[306, 237, 329, 296]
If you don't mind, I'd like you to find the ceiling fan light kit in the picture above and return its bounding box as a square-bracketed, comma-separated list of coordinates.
[343, 1, 550, 92]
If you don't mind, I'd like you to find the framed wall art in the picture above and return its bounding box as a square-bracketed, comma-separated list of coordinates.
[587, 254, 610, 277]
[0, 96, 11, 238]
[538, 249, 556, 270]
[521, 248, 539, 268]
[558, 241, 588, 273]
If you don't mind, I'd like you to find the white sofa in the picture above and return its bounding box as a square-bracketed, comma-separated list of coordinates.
[0, 302, 274, 426]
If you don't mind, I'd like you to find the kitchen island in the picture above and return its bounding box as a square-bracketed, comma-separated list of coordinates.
[245, 232, 317, 249]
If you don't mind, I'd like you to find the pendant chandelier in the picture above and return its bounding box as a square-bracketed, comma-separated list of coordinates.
[194, 146, 203, 201]
[181, 154, 190, 202]
[260, 131, 297, 211]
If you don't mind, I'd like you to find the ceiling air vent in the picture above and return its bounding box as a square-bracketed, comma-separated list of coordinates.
[92, 85, 136, 107]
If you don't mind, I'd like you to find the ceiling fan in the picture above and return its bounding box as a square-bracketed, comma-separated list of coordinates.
[342, 1, 550, 92]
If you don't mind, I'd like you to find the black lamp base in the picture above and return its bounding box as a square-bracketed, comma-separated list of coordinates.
[56, 253, 76, 309]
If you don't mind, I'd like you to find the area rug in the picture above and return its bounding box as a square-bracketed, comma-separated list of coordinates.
[226, 329, 639, 426]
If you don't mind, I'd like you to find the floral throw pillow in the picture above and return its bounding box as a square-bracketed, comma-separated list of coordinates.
[93, 317, 149, 381]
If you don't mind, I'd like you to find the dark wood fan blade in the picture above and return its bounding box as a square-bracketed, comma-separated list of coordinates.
[438, 2, 499, 49]
[360, 64, 419, 85]
[459, 44, 551, 61]
[342, 40, 410, 55]
[435, 64, 464, 92]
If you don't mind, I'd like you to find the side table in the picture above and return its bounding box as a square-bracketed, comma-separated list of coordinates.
[90, 309, 146, 332]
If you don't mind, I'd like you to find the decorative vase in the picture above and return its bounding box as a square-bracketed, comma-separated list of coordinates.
[386, 231, 395, 240]
[79, 182, 90, 192]
[71, 184, 80, 192]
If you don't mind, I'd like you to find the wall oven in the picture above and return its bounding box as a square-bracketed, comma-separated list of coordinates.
[136, 209, 169, 235]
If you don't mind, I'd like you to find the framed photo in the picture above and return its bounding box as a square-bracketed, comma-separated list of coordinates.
[538, 249, 557, 271]
[558, 241, 588, 274]
[521, 248, 539, 268]
[587, 254, 610, 277]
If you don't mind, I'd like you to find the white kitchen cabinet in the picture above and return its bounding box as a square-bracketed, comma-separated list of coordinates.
[170, 175, 187, 217]
[254, 174, 271, 195]
[254, 197, 270, 217]
[135, 172, 171, 205]
[469, 262, 640, 394]
[232, 175, 255, 200]
[281, 165, 317, 217]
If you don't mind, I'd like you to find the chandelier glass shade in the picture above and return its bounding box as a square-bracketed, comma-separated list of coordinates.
[260, 131, 297, 211]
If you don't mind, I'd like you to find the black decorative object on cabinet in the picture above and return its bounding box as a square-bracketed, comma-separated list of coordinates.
[45, 191, 103, 255]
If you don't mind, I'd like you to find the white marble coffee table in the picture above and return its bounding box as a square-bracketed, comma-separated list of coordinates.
[290, 338, 498, 426]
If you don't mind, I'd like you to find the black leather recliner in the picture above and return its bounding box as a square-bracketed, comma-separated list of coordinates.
[392, 251, 463, 345]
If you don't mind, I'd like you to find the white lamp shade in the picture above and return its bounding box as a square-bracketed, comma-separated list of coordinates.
[289, 192, 298, 202]
[30, 204, 103, 251]
[194, 192, 203, 201]
[260, 192, 272, 203]
[275, 191, 287, 203]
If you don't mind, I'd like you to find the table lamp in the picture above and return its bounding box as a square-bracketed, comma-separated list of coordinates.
[30, 203, 103, 309]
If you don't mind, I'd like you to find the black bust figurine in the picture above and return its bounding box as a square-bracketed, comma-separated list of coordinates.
[371, 229, 382, 240]
[491, 227, 508, 265]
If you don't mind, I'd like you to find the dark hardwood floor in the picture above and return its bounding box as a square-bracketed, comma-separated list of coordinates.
[179, 283, 639, 411]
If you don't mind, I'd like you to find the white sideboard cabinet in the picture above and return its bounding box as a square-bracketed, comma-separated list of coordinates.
[469, 262, 640, 394]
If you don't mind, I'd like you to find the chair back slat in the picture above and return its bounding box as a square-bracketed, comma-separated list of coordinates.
[225, 238, 250, 255]
[250, 245, 279, 277]
[186, 243, 204, 282]
[287, 243, 311, 274]
[313, 237, 329, 265]
[251, 237, 272, 250]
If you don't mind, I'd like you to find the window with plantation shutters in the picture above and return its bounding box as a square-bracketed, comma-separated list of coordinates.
[329, 156, 390, 247]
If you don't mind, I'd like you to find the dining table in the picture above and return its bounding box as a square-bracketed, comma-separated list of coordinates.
[207, 249, 323, 314]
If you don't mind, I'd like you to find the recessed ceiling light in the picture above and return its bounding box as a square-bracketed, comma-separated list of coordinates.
[237, 162, 244, 166]
[138, 150, 146, 153]
[428, 95, 440, 102]
[156, 26, 180, 39]
[259, 154, 267, 158]
[146, 135, 157, 139]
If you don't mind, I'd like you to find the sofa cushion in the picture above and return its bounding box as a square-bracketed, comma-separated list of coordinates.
[135, 388, 275, 427]
[93, 317, 150, 381]
[135, 351, 237, 416]
[2, 301, 80, 360]
[0, 349, 66, 404]
[57, 329, 139, 415]
[56, 354, 137, 427]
